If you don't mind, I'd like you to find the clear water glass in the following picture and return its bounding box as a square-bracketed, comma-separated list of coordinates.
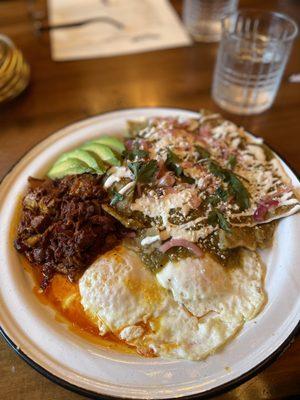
[183, 0, 238, 42]
[212, 10, 298, 115]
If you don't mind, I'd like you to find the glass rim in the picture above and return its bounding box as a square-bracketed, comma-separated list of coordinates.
[221, 9, 299, 43]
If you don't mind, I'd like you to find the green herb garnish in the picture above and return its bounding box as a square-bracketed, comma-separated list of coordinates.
[227, 154, 237, 170]
[227, 174, 250, 210]
[165, 149, 195, 184]
[123, 142, 149, 161]
[166, 148, 181, 163]
[110, 190, 124, 206]
[181, 175, 195, 184]
[208, 161, 227, 180]
[195, 145, 210, 160]
[207, 209, 231, 232]
[216, 186, 228, 202]
[170, 164, 183, 177]
[165, 149, 183, 176]
[206, 195, 220, 207]
[208, 160, 250, 211]
[128, 159, 158, 183]
[205, 186, 228, 207]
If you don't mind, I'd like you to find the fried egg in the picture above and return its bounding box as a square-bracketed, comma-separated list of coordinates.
[79, 246, 266, 360]
[79, 246, 168, 337]
[156, 250, 266, 322]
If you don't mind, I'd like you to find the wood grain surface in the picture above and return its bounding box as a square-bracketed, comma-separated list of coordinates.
[0, 1, 299, 399]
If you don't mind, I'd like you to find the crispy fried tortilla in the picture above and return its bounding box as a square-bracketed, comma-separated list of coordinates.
[105, 112, 300, 263]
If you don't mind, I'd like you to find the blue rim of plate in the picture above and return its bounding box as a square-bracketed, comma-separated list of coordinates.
[0, 107, 299, 400]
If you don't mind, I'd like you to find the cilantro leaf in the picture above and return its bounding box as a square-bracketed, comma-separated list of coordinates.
[110, 190, 124, 206]
[208, 161, 227, 180]
[217, 211, 231, 232]
[123, 143, 149, 161]
[181, 174, 195, 184]
[207, 209, 231, 232]
[207, 210, 217, 225]
[205, 186, 228, 207]
[128, 159, 158, 184]
[165, 149, 195, 184]
[134, 149, 149, 159]
[170, 164, 183, 177]
[227, 154, 237, 170]
[228, 174, 250, 210]
[166, 148, 181, 164]
[165, 149, 183, 177]
[206, 195, 220, 207]
[216, 186, 228, 202]
[208, 160, 250, 211]
[195, 145, 210, 160]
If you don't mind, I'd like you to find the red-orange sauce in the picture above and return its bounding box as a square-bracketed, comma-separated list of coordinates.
[12, 203, 135, 354]
[22, 258, 136, 354]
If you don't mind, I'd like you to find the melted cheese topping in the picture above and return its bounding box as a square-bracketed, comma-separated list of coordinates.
[131, 186, 197, 220]
[125, 113, 300, 239]
[131, 185, 214, 241]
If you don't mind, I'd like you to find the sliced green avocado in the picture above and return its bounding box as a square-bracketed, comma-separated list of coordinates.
[90, 136, 125, 154]
[47, 158, 94, 179]
[55, 149, 106, 173]
[81, 142, 120, 166]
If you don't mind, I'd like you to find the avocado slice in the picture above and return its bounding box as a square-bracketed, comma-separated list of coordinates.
[47, 158, 94, 180]
[81, 142, 120, 166]
[55, 149, 106, 173]
[90, 136, 125, 154]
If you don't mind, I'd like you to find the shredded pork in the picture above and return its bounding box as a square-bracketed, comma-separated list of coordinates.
[14, 174, 124, 288]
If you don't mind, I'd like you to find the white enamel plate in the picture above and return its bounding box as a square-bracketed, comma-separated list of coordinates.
[0, 108, 299, 399]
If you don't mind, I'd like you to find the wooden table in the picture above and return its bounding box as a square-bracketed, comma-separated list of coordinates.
[1, 0, 299, 399]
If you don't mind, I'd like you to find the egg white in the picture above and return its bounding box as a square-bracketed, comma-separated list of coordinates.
[156, 250, 266, 322]
[79, 246, 168, 336]
[79, 245, 266, 360]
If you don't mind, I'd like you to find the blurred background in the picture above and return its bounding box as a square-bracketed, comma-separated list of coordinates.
[0, 1, 300, 399]
[0, 1, 299, 178]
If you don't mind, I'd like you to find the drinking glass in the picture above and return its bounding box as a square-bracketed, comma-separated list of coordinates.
[183, 0, 238, 42]
[212, 10, 298, 115]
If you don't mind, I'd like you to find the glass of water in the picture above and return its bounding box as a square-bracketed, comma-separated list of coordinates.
[212, 10, 298, 115]
[183, 0, 238, 42]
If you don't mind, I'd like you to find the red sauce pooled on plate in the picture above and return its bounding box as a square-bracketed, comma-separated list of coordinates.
[21, 257, 136, 354]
